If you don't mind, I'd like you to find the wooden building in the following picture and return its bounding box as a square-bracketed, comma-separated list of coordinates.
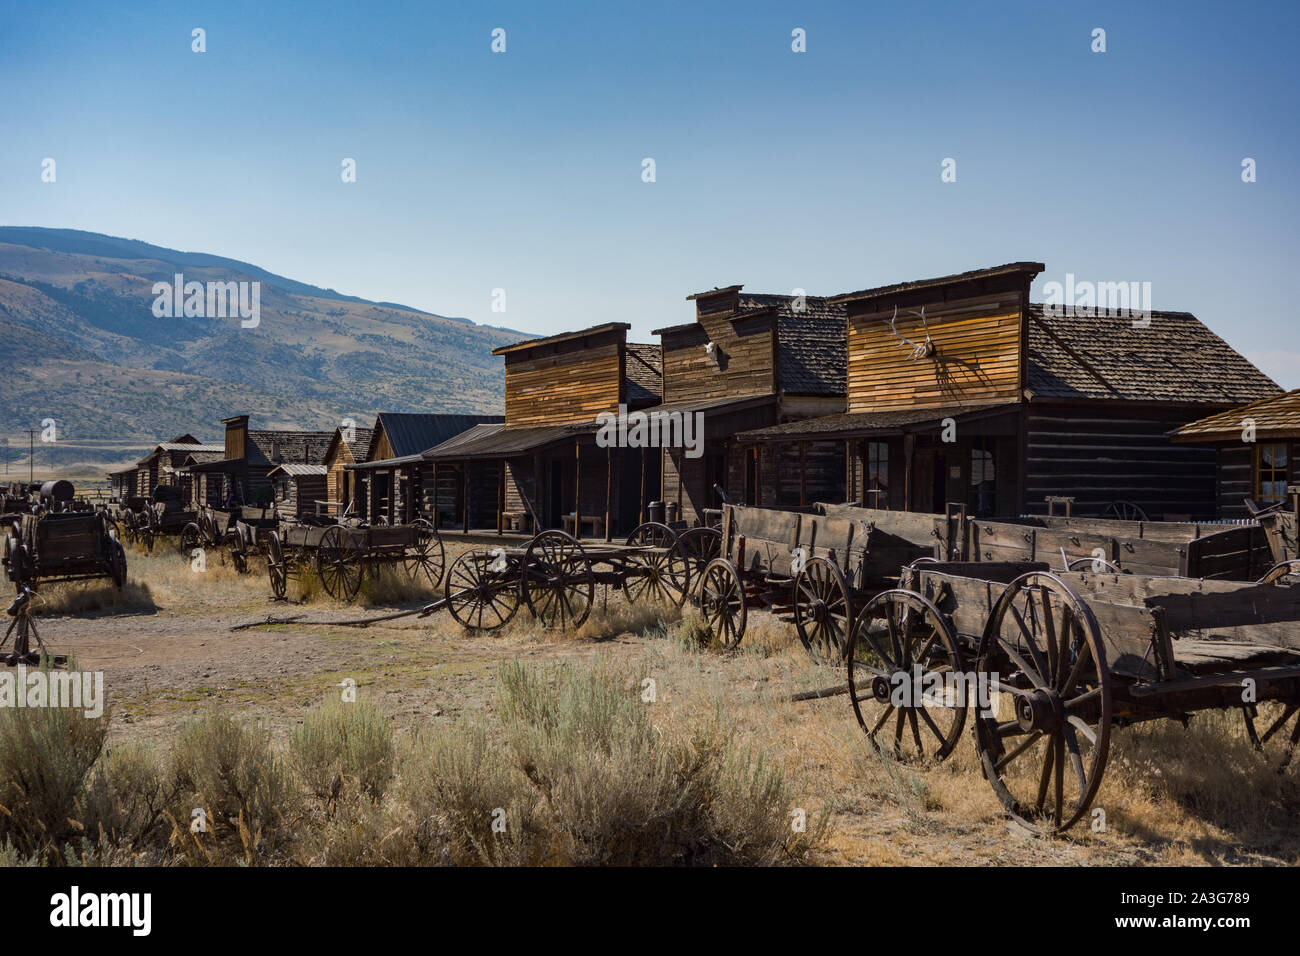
[133, 436, 224, 499]
[424, 323, 661, 536]
[1170, 388, 1299, 517]
[183, 415, 335, 507]
[652, 288, 847, 523]
[268, 463, 329, 519]
[320, 425, 374, 518]
[107, 465, 136, 501]
[737, 263, 1280, 520]
[345, 413, 503, 523]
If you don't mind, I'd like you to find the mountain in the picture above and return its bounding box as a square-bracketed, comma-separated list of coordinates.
[0, 228, 523, 469]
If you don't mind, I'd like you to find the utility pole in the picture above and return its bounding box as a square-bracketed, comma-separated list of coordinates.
[25, 429, 37, 486]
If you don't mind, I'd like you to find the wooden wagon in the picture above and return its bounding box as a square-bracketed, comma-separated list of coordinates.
[696, 503, 946, 654]
[439, 524, 692, 631]
[263, 519, 445, 601]
[2, 511, 127, 592]
[181, 505, 283, 573]
[843, 559, 1300, 834]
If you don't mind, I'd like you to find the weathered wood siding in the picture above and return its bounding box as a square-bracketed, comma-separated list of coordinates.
[846, 289, 1026, 412]
[1024, 402, 1219, 519]
[503, 330, 624, 427]
[661, 308, 775, 403]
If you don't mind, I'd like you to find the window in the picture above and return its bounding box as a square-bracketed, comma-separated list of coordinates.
[970, 441, 997, 517]
[1258, 443, 1289, 503]
[865, 441, 889, 508]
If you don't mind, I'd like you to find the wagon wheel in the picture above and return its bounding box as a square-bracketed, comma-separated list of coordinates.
[402, 519, 445, 590]
[793, 556, 853, 663]
[973, 572, 1111, 835]
[101, 513, 121, 543]
[622, 522, 690, 607]
[1065, 556, 1126, 575]
[678, 526, 722, 597]
[179, 522, 202, 557]
[847, 589, 967, 763]
[698, 558, 746, 648]
[223, 529, 248, 575]
[1258, 560, 1300, 585]
[1242, 700, 1300, 773]
[120, 511, 136, 545]
[522, 530, 593, 629]
[1102, 500, 1148, 522]
[5, 537, 28, 591]
[265, 530, 287, 600]
[137, 511, 156, 553]
[445, 549, 520, 631]
[108, 538, 127, 590]
[317, 526, 363, 601]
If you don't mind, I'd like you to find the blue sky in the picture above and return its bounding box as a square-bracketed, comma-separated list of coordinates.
[2, 0, 1297, 386]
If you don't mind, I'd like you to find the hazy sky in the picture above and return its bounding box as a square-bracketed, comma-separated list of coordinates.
[3, 0, 1297, 386]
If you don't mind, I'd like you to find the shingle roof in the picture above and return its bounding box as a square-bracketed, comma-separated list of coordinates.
[342, 427, 374, 460]
[624, 343, 661, 405]
[1171, 388, 1300, 441]
[157, 442, 224, 453]
[736, 294, 846, 395]
[1027, 305, 1281, 404]
[370, 413, 505, 460]
[246, 430, 337, 466]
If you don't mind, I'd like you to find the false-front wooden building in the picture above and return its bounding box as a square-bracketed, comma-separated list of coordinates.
[424, 323, 661, 536]
[345, 413, 503, 523]
[1170, 388, 1300, 518]
[652, 288, 847, 524]
[183, 415, 335, 507]
[737, 263, 1280, 520]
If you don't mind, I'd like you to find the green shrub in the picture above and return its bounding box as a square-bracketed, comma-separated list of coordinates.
[170, 711, 296, 862]
[291, 698, 395, 808]
[0, 685, 108, 859]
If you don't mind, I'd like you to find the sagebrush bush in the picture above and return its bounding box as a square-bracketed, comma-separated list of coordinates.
[171, 711, 296, 863]
[291, 698, 395, 808]
[0, 684, 108, 859]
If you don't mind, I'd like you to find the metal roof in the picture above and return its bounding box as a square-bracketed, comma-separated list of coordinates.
[370, 413, 504, 459]
[267, 463, 328, 477]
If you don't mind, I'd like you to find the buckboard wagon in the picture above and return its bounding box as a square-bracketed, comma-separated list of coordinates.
[2, 512, 126, 592]
[440, 524, 692, 631]
[182, 505, 282, 573]
[264, 519, 445, 601]
[843, 561, 1300, 834]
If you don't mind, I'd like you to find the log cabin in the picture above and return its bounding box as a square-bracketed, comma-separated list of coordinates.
[736, 263, 1280, 520]
[423, 323, 661, 537]
[321, 424, 374, 519]
[132, 436, 224, 500]
[1170, 388, 1299, 518]
[268, 463, 329, 520]
[345, 413, 504, 523]
[182, 415, 335, 507]
[652, 288, 847, 524]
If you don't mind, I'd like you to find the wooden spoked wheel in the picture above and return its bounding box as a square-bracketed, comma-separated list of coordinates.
[403, 519, 445, 589]
[1102, 501, 1148, 522]
[622, 522, 690, 607]
[317, 525, 363, 601]
[847, 589, 967, 763]
[793, 556, 853, 663]
[108, 538, 127, 590]
[445, 549, 520, 631]
[676, 528, 728, 587]
[1242, 699, 1300, 772]
[973, 572, 1111, 835]
[1259, 560, 1300, 585]
[224, 529, 248, 574]
[6, 537, 29, 592]
[265, 530, 287, 600]
[698, 558, 746, 648]
[179, 522, 202, 557]
[522, 530, 593, 629]
[137, 512, 155, 553]
[121, 512, 137, 546]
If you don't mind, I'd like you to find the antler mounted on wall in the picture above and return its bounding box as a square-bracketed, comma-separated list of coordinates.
[888, 306, 936, 360]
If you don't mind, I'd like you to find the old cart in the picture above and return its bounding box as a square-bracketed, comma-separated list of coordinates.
[2, 511, 127, 592]
[182, 505, 282, 573]
[263, 519, 445, 601]
[439, 524, 693, 631]
[844, 559, 1300, 834]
